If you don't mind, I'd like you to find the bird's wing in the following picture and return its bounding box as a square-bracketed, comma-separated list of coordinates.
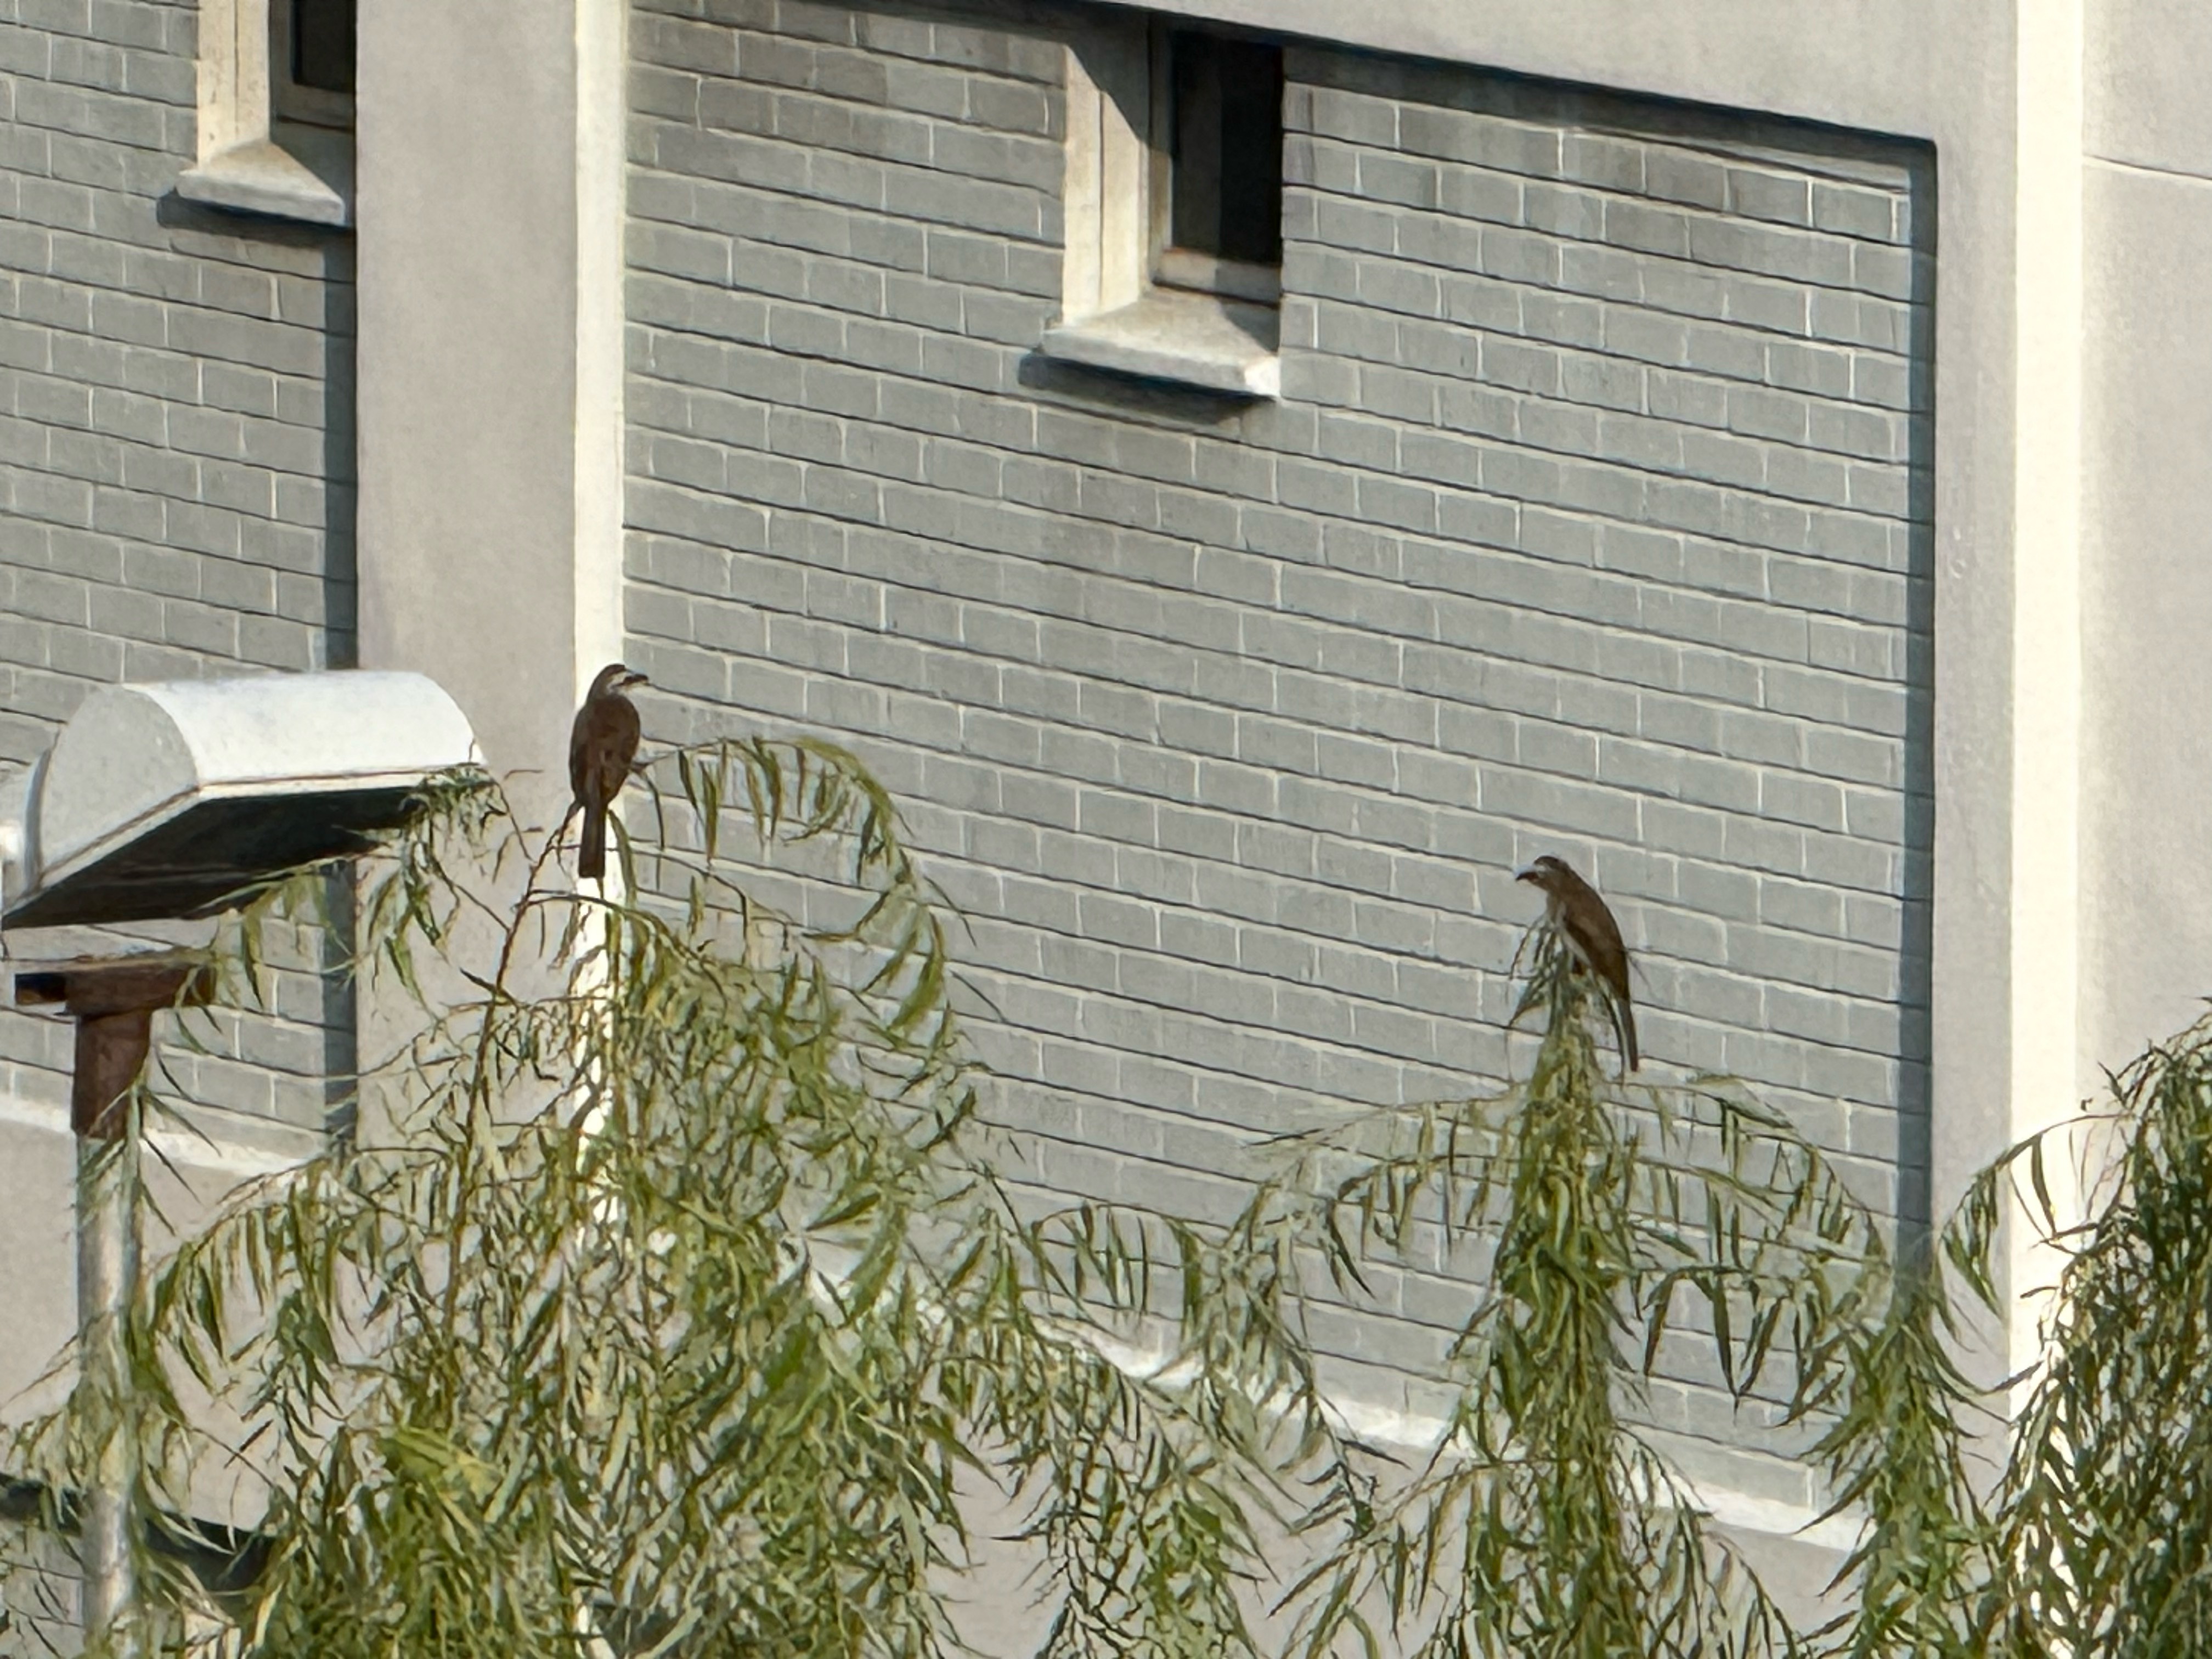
[568, 706, 595, 802]
[1574, 884, 1634, 1004]
[588, 699, 643, 803]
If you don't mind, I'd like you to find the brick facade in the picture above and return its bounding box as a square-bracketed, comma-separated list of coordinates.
[0, 0, 356, 1132]
[623, 0, 1934, 1504]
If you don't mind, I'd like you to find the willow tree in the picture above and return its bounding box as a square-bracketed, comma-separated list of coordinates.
[0, 733, 2194, 1658]
[2, 745, 1329, 1659]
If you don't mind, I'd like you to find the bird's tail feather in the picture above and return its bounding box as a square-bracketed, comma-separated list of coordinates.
[579, 800, 606, 882]
[1597, 984, 1639, 1073]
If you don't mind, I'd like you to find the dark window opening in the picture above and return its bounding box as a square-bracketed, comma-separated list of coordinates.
[1166, 32, 1283, 271]
[291, 0, 356, 95]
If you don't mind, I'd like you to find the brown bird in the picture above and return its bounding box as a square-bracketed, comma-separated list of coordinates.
[569, 663, 648, 882]
[1516, 854, 1638, 1071]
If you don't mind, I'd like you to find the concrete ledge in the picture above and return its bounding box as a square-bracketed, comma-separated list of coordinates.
[177, 123, 354, 229]
[1041, 288, 1282, 397]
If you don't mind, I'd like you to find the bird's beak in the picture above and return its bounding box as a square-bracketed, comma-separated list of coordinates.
[623, 672, 651, 689]
[1514, 865, 1539, 883]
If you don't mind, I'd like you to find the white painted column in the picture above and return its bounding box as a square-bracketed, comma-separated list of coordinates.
[574, 0, 630, 701]
[354, 0, 626, 802]
[2005, 0, 2085, 1383]
[351, 0, 628, 1138]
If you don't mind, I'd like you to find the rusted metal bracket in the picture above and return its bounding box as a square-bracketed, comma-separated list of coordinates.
[15, 952, 216, 1141]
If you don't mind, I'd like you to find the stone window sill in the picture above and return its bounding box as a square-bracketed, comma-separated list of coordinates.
[1040, 287, 1280, 398]
[177, 122, 353, 228]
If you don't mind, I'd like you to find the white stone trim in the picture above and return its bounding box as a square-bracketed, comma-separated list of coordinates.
[186, 0, 354, 228]
[177, 128, 351, 228]
[1061, 23, 1149, 324]
[574, 0, 628, 699]
[1042, 287, 1282, 398]
[2006, 0, 2086, 1389]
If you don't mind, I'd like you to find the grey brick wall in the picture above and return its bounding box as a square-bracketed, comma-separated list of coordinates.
[0, 0, 357, 1133]
[623, 0, 1932, 1503]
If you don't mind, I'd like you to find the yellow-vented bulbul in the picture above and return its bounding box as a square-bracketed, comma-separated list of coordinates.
[569, 663, 647, 882]
[1516, 854, 1638, 1071]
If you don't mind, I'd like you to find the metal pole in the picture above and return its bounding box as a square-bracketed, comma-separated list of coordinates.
[16, 955, 213, 1659]
[75, 1133, 138, 1657]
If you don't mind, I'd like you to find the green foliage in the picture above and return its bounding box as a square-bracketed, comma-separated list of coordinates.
[6, 744, 1300, 1659]
[1237, 920, 1897, 1658]
[9, 737, 2212, 1659]
[1968, 1017, 2212, 1657]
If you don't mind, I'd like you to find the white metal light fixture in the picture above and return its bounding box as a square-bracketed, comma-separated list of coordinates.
[0, 669, 478, 930]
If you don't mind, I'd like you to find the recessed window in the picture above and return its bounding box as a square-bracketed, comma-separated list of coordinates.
[1047, 21, 1286, 398]
[273, 0, 357, 126]
[178, 0, 355, 227]
[1156, 31, 1283, 303]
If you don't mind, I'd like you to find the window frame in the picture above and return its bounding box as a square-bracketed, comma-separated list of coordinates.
[269, 0, 357, 132]
[1047, 17, 1286, 398]
[1146, 24, 1285, 307]
[179, 0, 354, 228]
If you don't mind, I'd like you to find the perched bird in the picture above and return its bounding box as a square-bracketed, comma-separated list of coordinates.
[1516, 854, 1638, 1071]
[569, 663, 648, 881]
